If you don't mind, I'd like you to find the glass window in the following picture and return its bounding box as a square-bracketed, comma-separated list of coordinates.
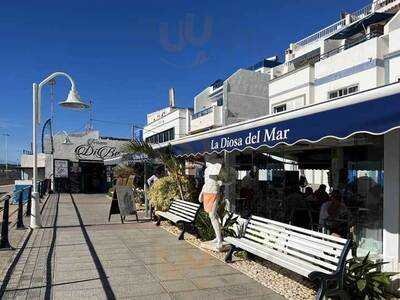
[348, 85, 359, 94]
[273, 104, 287, 114]
[230, 134, 384, 258]
[329, 91, 338, 99]
[328, 85, 359, 100]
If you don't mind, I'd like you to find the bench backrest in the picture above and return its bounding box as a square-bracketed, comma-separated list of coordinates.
[168, 199, 201, 222]
[243, 215, 351, 274]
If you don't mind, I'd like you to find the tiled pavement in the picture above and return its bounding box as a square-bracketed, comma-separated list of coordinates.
[0, 193, 284, 299]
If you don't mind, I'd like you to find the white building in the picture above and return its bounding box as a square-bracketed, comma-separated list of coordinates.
[153, 0, 400, 281]
[20, 130, 128, 193]
[269, 0, 400, 114]
[190, 59, 279, 133]
[143, 88, 192, 144]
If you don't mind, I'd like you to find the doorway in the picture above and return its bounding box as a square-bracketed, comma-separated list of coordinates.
[79, 161, 107, 193]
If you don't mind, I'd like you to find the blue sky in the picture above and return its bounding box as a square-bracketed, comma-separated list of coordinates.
[0, 0, 369, 163]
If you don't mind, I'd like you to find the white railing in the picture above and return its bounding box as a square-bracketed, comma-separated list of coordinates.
[294, 2, 380, 49]
[295, 19, 346, 48]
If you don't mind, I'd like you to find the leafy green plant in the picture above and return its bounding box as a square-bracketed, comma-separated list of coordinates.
[345, 252, 397, 300]
[123, 140, 188, 200]
[195, 201, 239, 241]
[147, 175, 195, 211]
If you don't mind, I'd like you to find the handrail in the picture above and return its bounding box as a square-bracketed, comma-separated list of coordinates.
[0, 179, 51, 249]
[192, 106, 214, 119]
[294, 2, 376, 49]
[286, 31, 381, 71]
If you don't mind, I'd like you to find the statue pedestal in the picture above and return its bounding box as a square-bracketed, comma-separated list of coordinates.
[200, 241, 230, 252]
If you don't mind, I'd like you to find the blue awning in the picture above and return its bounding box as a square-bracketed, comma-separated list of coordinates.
[168, 83, 400, 156]
[329, 12, 394, 40]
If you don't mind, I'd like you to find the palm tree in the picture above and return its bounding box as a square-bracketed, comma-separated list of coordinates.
[123, 140, 186, 200]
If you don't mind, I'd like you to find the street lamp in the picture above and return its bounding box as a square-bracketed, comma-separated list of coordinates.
[31, 72, 89, 228]
[1, 133, 10, 171]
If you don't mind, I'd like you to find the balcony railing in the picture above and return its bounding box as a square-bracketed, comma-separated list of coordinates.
[319, 32, 380, 60]
[192, 107, 213, 120]
[295, 19, 347, 49]
[286, 32, 381, 70]
[294, 2, 378, 49]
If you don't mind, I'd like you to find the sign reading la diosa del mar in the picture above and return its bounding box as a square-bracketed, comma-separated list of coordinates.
[210, 127, 290, 151]
[172, 91, 400, 156]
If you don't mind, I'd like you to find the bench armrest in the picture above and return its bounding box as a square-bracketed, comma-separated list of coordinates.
[309, 270, 338, 282]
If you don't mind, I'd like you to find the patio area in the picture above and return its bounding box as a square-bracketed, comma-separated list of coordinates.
[0, 193, 283, 299]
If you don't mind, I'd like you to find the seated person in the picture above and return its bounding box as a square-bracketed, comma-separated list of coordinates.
[314, 184, 329, 208]
[303, 186, 314, 201]
[319, 190, 348, 237]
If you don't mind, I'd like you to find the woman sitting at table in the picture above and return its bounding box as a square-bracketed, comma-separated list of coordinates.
[319, 190, 348, 237]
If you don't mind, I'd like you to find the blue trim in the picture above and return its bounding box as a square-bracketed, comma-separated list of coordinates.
[315, 59, 384, 86]
[172, 91, 400, 156]
[384, 49, 400, 60]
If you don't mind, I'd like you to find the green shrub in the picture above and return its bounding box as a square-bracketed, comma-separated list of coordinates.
[195, 201, 238, 241]
[345, 252, 397, 299]
[147, 175, 196, 211]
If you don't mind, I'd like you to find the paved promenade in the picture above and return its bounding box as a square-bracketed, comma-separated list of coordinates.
[0, 193, 283, 299]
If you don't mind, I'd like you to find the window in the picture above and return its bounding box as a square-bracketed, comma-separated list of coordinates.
[328, 85, 359, 100]
[273, 104, 287, 114]
[145, 128, 175, 144]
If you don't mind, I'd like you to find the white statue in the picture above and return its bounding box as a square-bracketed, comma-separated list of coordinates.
[198, 159, 226, 251]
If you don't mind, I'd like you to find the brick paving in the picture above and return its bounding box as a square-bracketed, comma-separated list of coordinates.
[0, 193, 284, 299]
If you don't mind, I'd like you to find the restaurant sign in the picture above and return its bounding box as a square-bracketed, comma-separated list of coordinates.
[210, 127, 290, 151]
[75, 138, 121, 160]
[171, 91, 400, 156]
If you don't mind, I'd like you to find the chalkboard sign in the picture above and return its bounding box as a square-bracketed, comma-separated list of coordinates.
[108, 186, 138, 223]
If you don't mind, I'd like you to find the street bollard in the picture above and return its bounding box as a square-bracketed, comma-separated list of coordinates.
[26, 187, 32, 216]
[16, 191, 26, 230]
[0, 195, 12, 250]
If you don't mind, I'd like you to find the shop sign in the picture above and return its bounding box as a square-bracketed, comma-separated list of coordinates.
[210, 127, 290, 151]
[74, 138, 120, 160]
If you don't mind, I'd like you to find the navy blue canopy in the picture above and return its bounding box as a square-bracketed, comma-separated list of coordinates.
[170, 84, 400, 156]
[329, 12, 394, 40]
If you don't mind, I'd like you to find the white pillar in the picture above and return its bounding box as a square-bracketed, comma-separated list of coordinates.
[31, 83, 41, 228]
[383, 130, 400, 277]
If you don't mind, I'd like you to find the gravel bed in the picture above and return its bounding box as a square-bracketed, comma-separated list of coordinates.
[160, 221, 316, 300]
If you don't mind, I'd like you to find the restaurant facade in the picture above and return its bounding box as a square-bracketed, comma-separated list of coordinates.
[20, 130, 129, 194]
[159, 83, 400, 273]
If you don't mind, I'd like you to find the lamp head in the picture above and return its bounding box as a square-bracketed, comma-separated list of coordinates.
[59, 89, 90, 110]
[62, 135, 73, 145]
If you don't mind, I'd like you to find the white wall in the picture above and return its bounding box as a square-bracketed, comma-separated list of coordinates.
[143, 108, 191, 140]
[387, 27, 400, 84]
[383, 130, 400, 281]
[190, 106, 223, 133]
[314, 37, 385, 102]
[269, 66, 314, 113]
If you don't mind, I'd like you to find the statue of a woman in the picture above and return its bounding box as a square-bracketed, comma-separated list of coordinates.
[198, 160, 225, 251]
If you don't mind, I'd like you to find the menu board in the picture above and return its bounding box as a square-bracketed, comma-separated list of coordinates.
[115, 186, 136, 216]
[54, 159, 69, 178]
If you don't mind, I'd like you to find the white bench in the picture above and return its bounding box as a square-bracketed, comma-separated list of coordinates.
[155, 199, 201, 240]
[224, 215, 353, 300]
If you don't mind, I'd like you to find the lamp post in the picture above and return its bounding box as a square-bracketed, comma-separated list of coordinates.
[1, 133, 9, 171]
[31, 72, 89, 228]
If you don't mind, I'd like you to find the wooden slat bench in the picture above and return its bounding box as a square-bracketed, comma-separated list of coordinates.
[224, 215, 353, 300]
[155, 199, 201, 240]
